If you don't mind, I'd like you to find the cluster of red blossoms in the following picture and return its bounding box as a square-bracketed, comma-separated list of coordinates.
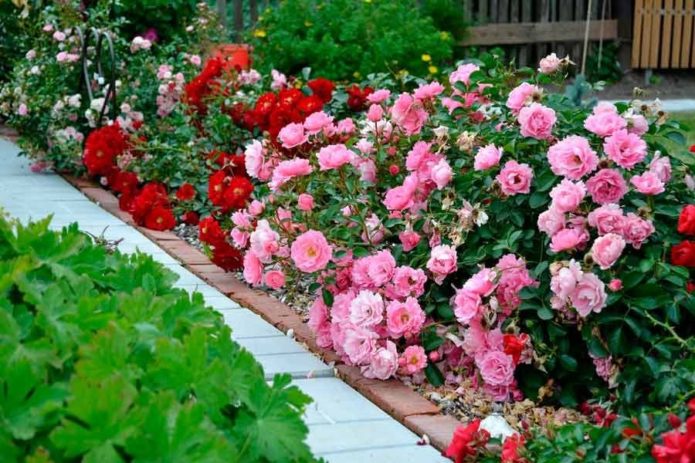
[198, 216, 242, 271]
[82, 123, 129, 177]
[345, 84, 374, 111]
[228, 78, 335, 138]
[444, 419, 528, 463]
[671, 204, 695, 291]
[651, 399, 695, 462]
[184, 57, 225, 115]
[126, 182, 176, 231]
[207, 150, 253, 213]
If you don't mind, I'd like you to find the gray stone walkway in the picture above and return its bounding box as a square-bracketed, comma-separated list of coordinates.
[0, 137, 449, 462]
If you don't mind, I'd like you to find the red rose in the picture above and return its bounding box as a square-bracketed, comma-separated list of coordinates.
[671, 241, 695, 267]
[297, 95, 324, 118]
[83, 124, 128, 176]
[211, 241, 243, 271]
[131, 182, 169, 225]
[144, 206, 176, 231]
[111, 171, 139, 195]
[208, 170, 228, 206]
[690, 144, 695, 153]
[677, 205, 695, 236]
[277, 88, 304, 107]
[501, 434, 526, 463]
[254, 92, 278, 117]
[182, 211, 199, 226]
[445, 419, 489, 463]
[308, 77, 335, 103]
[222, 176, 253, 210]
[687, 281, 695, 293]
[176, 183, 196, 201]
[199, 216, 226, 246]
[503, 334, 526, 364]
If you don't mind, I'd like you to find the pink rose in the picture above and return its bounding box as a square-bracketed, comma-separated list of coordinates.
[549, 179, 586, 213]
[366, 89, 391, 104]
[244, 140, 272, 180]
[506, 82, 541, 114]
[550, 260, 583, 302]
[427, 244, 458, 285]
[317, 143, 354, 171]
[453, 288, 482, 324]
[366, 250, 396, 287]
[547, 135, 599, 180]
[587, 204, 625, 235]
[497, 160, 533, 195]
[449, 63, 480, 87]
[386, 297, 426, 338]
[349, 290, 384, 327]
[496, 254, 537, 311]
[474, 144, 503, 171]
[431, 158, 453, 190]
[621, 213, 654, 249]
[626, 113, 649, 135]
[413, 81, 444, 101]
[399, 345, 428, 375]
[297, 193, 314, 211]
[399, 230, 421, 252]
[308, 298, 332, 349]
[608, 278, 623, 292]
[386, 266, 427, 299]
[590, 233, 626, 270]
[231, 228, 249, 247]
[264, 270, 286, 289]
[17, 103, 28, 116]
[278, 122, 308, 149]
[537, 207, 566, 236]
[248, 200, 265, 216]
[584, 103, 627, 137]
[538, 53, 562, 74]
[630, 171, 665, 195]
[303, 111, 334, 135]
[649, 153, 672, 183]
[550, 227, 588, 253]
[249, 219, 280, 262]
[383, 174, 418, 211]
[477, 350, 515, 386]
[585, 169, 628, 205]
[390, 93, 428, 135]
[362, 341, 398, 380]
[366, 104, 384, 122]
[570, 273, 607, 317]
[290, 230, 332, 273]
[242, 251, 263, 286]
[337, 118, 356, 134]
[269, 158, 313, 190]
[517, 103, 556, 140]
[463, 268, 497, 296]
[342, 325, 378, 365]
[604, 129, 647, 169]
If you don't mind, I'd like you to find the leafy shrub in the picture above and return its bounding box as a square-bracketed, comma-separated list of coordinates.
[0, 215, 317, 462]
[113, 0, 199, 41]
[248, 0, 454, 80]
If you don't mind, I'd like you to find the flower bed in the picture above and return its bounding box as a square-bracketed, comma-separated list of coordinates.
[2, 2, 694, 461]
[0, 214, 317, 462]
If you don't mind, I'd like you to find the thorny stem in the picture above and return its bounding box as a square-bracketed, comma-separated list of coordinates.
[642, 310, 693, 352]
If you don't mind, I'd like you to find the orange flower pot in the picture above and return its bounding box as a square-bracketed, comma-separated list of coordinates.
[209, 44, 252, 71]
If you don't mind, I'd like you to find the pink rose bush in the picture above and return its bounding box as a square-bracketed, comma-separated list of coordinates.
[219, 54, 692, 411]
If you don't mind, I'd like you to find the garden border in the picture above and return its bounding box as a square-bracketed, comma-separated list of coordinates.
[64, 175, 461, 449]
[0, 126, 460, 452]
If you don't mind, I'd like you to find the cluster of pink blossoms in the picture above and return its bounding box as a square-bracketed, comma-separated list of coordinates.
[155, 64, 186, 117]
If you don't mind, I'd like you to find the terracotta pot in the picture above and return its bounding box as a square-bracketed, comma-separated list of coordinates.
[209, 44, 252, 71]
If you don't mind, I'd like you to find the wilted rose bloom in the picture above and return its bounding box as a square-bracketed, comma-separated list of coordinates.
[538, 52, 562, 73]
[591, 233, 626, 269]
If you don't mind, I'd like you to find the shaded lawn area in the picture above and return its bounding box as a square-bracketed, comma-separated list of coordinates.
[674, 112, 695, 146]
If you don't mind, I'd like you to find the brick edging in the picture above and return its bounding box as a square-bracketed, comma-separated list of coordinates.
[59, 172, 459, 453]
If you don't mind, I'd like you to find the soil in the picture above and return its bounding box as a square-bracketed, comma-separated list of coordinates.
[594, 69, 695, 100]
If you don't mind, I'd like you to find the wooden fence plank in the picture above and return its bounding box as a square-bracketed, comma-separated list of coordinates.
[661, 0, 674, 67]
[480, 0, 489, 22]
[217, 0, 227, 28]
[572, 0, 585, 67]
[632, 0, 644, 67]
[490, 0, 499, 22]
[649, 0, 661, 67]
[234, 0, 243, 41]
[672, 0, 684, 67]
[250, 0, 259, 25]
[684, 0, 695, 67]
[691, 0, 695, 66]
[499, 0, 509, 22]
[461, 19, 618, 45]
[640, 0, 652, 67]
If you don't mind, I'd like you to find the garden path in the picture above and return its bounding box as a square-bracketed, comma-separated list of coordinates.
[0, 137, 449, 462]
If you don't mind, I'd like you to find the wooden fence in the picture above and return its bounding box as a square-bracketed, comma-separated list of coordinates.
[631, 0, 695, 69]
[460, 0, 619, 67]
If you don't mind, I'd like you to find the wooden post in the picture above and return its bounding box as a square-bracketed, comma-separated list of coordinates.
[234, 0, 244, 41]
[250, 0, 259, 25]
